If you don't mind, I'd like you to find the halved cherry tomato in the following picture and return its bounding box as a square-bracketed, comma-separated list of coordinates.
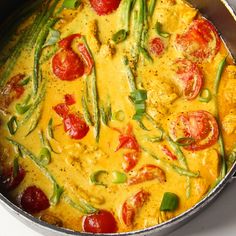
[149, 37, 165, 56]
[122, 190, 150, 226]
[53, 103, 69, 118]
[59, 34, 81, 50]
[64, 94, 76, 106]
[115, 124, 140, 152]
[161, 145, 177, 160]
[20, 186, 50, 214]
[170, 110, 219, 151]
[128, 165, 166, 185]
[175, 59, 203, 100]
[89, 0, 121, 15]
[0, 166, 25, 191]
[122, 152, 139, 172]
[52, 49, 85, 81]
[82, 210, 118, 233]
[63, 113, 89, 140]
[175, 19, 220, 61]
[0, 74, 25, 110]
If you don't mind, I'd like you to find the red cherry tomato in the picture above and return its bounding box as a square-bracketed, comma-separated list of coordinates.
[122, 190, 150, 226]
[53, 103, 69, 118]
[89, 0, 121, 15]
[149, 37, 165, 56]
[20, 186, 50, 214]
[63, 113, 89, 140]
[175, 19, 220, 61]
[82, 210, 118, 233]
[175, 59, 203, 100]
[59, 34, 81, 50]
[115, 124, 140, 152]
[122, 152, 139, 172]
[64, 94, 76, 106]
[0, 166, 25, 191]
[52, 49, 85, 81]
[161, 145, 177, 160]
[0, 74, 25, 110]
[128, 165, 166, 185]
[170, 110, 219, 151]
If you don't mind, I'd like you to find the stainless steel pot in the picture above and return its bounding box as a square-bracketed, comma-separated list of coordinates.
[0, 1, 236, 235]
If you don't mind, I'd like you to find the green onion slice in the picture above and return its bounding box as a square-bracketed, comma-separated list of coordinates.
[90, 170, 108, 187]
[50, 183, 64, 206]
[198, 88, 212, 103]
[160, 192, 179, 211]
[7, 116, 18, 135]
[39, 147, 51, 166]
[112, 171, 127, 184]
[174, 137, 195, 146]
[130, 89, 147, 103]
[112, 29, 128, 44]
[62, 0, 81, 9]
[112, 110, 125, 121]
[155, 21, 170, 38]
[43, 28, 60, 48]
[47, 118, 54, 139]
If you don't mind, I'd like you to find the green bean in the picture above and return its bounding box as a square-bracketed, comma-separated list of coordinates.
[7, 138, 63, 205]
[25, 108, 42, 136]
[21, 82, 46, 125]
[214, 57, 227, 179]
[82, 96, 94, 126]
[139, 46, 153, 62]
[122, 56, 136, 91]
[33, 18, 58, 95]
[82, 37, 100, 142]
[122, 0, 136, 32]
[63, 195, 98, 214]
[148, 0, 157, 17]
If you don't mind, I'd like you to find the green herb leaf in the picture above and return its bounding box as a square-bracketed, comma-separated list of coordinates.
[43, 28, 60, 48]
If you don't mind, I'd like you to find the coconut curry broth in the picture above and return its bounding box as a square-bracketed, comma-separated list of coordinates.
[0, 0, 236, 233]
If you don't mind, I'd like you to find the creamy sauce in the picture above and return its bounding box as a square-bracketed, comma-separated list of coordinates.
[0, 0, 235, 233]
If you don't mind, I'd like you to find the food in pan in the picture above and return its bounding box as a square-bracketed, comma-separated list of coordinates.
[0, 0, 235, 233]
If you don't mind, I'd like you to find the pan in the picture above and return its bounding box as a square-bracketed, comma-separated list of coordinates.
[0, 0, 236, 235]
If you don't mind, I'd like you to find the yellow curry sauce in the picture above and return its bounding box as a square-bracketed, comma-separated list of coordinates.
[0, 0, 236, 233]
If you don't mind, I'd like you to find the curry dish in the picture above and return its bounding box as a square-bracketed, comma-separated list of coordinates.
[0, 0, 236, 233]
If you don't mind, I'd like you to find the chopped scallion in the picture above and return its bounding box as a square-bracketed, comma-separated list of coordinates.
[62, 0, 81, 9]
[90, 170, 108, 187]
[155, 21, 170, 38]
[198, 88, 212, 103]
[160, 192, 179, 211]
[112, 29, 128, 44]
[112, 171, 127, 183]
[39, 147, 51, 166]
